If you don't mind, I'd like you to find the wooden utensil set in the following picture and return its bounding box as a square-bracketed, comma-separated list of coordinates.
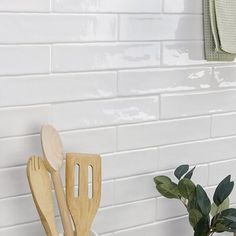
[27, 125, 101, 236]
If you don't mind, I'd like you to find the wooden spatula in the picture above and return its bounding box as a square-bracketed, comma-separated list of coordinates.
[27, 156, 59, 236]
[66, 153, 101, 236]
[41, 125, 74, 236]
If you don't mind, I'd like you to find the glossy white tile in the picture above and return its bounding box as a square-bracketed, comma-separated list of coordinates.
[93, 199, 156, 233]
[52, 43, 160, 72]
[0, 0, 50, 12]
[120, 15, 202, 41]
[117, 117, 211, 151]
[118, 67, 212, 96]
[212, 112, 236, 137]
[114, 173, 157, 204]
[209, 159, 236, 186]
[159, 136, 236, 170]
[102, 148, 158, 180]
[0, 46, 50, 76]
[0, 105, 51, 138]
[53, 97, 159, 130]
[52, 0, 162, 13]
[0, 72, 117, 106]
[164, 0, 202, 13]
[0, 14, 117, 43]
[161, 89, 236, 119]
[214, 66, 236, 88]
[0, 135, 41, 168]
[162, 41, 205, 66]
[61, 127, 116, 154]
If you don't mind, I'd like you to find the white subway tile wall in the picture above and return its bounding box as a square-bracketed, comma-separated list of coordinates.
[0, 0, 236, 235]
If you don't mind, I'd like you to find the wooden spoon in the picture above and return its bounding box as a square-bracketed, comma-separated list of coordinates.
[27, 156, 59, 236]
[66, 153, 101, 236]
[41, 125, 74, 236]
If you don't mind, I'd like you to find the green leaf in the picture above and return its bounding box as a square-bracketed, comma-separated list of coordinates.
[215, 223, 228, 232]
[178, 178, 195, 199]
[221, 208, 236, 216]
[211, 197, 230, 217]
[156, 182, 179, 199]
[154, 176, 172, 185]
[213, 208, 236, 232]
[174, 165, 189, 180]
[184, 166, 196, 180]
[196, 185, 211, 216]
[194, 217, 210, 236]
[189, 209, 202, 228]
[213, 175, 234, 206]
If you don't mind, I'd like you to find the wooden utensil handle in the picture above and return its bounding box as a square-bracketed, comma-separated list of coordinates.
[52, 171, 74, 236]
[75, 228, 90, 236]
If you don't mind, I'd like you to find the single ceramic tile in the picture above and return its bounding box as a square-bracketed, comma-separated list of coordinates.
[114, 217, 192, 236]
[162, 41, 204, 66]
[0, 105, 51, 138]
[164, 0, 202, 13]
[118, 67, 212, 96]
[53, 97, 159, 130]
[0, 72, 117, 106]
[159, 136, 236, 170]
[209, 159, 236, 186]
[0, 14, 117, 43]
[52, 43, 160, 72]
[212, 112, 236, 137]
[0, 195, 40, 227]
[0, 167, 30, 199]
[102, 148, 158, 180]
[0, 46, 50, 75]
[214, 66, 236, 88]
[52, 0, 162, 13]
[117, 117, 210, 151]
[161, 89, 236, 119]
[0, 220, 45, 236]
[0, 0, 50, 12]
[156, 197, 187, 220]
[0, 135, 41, 168]
[120, 15, 202, 41]
[61, 127, 116, 154]
[93, 199, 156, 233]
[114, 173, 157, 204]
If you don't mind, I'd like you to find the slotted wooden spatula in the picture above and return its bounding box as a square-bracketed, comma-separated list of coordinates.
[27, 156, 59, 236]
[66, 153, 101, 236]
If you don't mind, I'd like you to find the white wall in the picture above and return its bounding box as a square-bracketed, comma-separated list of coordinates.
[0, 0, 236, 235]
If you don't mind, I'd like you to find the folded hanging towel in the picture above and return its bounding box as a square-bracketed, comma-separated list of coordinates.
[215, 0, 236, 54]
[203, 0, 235, 61]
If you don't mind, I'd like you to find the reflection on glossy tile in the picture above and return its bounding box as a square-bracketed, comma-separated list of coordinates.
[53, 97, 159, 130]
[162, 41, 205, 66]
[214, 66, 236, 88]
[164, 0, 202, 13]
[0, 72, 117, 106]
[120, 15, 202, 41]
[52, 43, 160, 72]
[118, 67, 212, 96]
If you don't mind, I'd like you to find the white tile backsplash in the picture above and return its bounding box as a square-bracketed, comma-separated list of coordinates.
[52, 0, 162, 13]
[119, 15, 203, 41]
[0, 46, 50, 76]
[0, 14, 117, 43]
[52, 43, 160, 72]
[1, 0, 236, 235]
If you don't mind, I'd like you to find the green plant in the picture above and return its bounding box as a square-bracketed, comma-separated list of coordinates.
[154, 164, 236, 236]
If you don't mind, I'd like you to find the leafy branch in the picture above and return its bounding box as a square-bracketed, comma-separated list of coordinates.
[154, 165, 235, 236]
